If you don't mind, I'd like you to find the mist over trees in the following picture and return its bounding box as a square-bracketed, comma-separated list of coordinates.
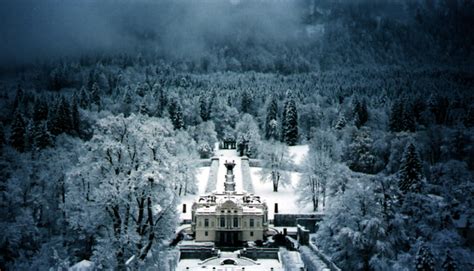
[0, 0, 473, 270]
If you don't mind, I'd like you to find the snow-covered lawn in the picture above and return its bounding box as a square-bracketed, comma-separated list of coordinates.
[179, 166, 210, 221]
[250, 168, 313, 219]
[179, 145, 312, 222]
[288, 144, 309, 166]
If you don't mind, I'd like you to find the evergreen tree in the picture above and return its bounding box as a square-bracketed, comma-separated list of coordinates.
[390, 99, 416, 132]
[399, 143, 423, 194]
[78, 86, 90, 109]
[402, 103, 416, 132]
[33, 121, 52, 150]
[10, 112, 26, 152]
[335, 115, 347, 130]
[415, 245, 435, 271]
[345, 128, 376, 174]
[0, 122, 5, 151]
[90, 82, 101, 110]
[169, 100, 184, 130]
[49, 97, 73, 136]
[389, 99, 404, 132]
[199, 95, 211, 122]
[12, 85, 24, 112]
[33, 98, 49, 122]
[354, 99, 368, 128]
[442, 250, 457, 271]
[265, 96, 278, 140]
[281, 97, 298, 146]
[71, 95, 81, 135]
[240, 90, 252, 114]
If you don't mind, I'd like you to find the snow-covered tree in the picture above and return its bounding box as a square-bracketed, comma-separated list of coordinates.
[264, 96, 279, 140]
[259, 141, 293, 192]
[235, 114, 261, 158]
[344, 128, 377, 174]
[168, 99, 185, 130]
[199, 94, 212, 122]
[300, 151, 331, 211]
[315, 180, 393, 270]
[66, 114, 180, 269]
[442, 250, 457, 271]
[33, 121, 52, 150]
[353, 99, 368, 128]
[10, 111, 26, 152]
[398, 143, 423, 194]
[0, 122, 5, 151]
[281, 96, 298, 146]
[49, 97, 73, 136]
[415, 244, 435, 271]
[240, 90, 252, 114]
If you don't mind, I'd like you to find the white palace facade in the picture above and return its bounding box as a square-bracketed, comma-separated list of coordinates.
[191, 160, 268, 245]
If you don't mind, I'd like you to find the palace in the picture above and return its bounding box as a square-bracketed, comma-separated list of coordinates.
[191, 160, 268, 246]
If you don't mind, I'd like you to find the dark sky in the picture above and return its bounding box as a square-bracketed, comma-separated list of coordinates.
[0, 0, 301, 67]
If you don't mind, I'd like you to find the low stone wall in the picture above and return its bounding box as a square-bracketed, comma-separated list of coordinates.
[179, 246, 218, 261]
[307, 242, 341, 271]
[274, 213, 324, 229]
[296, 218, 320, 233]
[240, 247, 280, 260]
[196, 159, 212, 167]
[205, 157, 219, 193]
[248, 159, 262, 167]
[241, 157, 255, 193]
[297, 225, 310, 245]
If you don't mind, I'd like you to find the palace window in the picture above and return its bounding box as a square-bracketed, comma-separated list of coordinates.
[220, 217, 225, 228]
[233, 217, 238, 228]
[249, 218, 254, 227]
[204, 218, 209, 227]
[205, 231, 208, 236]
[250, 231, 254, 237]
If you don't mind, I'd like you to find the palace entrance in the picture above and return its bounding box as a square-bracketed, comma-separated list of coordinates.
[216, 231, 242, 246]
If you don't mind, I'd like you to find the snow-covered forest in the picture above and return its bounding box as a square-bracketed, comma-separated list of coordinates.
[0, 0, 473, 270]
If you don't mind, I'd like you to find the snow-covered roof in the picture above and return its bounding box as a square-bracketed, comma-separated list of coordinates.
[69, 260, 95, 271]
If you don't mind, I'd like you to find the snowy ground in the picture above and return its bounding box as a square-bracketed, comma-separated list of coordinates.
[250, 145, 313, 219]
[178, 145, 312, 222]
[177, 250, 283, 271]
[250, 169, 313, 219]
[288, 144, 309, 166]
[179, 166, 210, 221]
[215, 149, 243, 192]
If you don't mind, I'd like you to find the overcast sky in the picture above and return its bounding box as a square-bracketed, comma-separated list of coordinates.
[0, 0, 301, 67]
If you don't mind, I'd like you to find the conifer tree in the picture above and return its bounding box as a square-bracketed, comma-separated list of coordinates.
[399, 143, 423, 193]
[33, 98, 49, 122]
[33, 121, 52, 150]
[281, 97, 298, 146]
[442, 250, 457, 271]
[0, 122, 5, 150]
[402, 104, 416, 132]
[90, 82, 101, 110]
[389, 99, 404, 132]
[335, 115, 347, 130]
[415, 245, 435, 271]
[240, 90, 252, 114]
[49, 97, 73, 136]
[10, 112, 26, 152]
[354, 99, 368, 128]
[265, 96, 278, 140]
[71, 95, 81, 135]
[390, 99, 416, 132]
[169, 100, 184, 130]
[79, 86, 90, 109]
[345, 128, 376, 173]
[199, 95, 211, 122]
[12, 85, 24, 112]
